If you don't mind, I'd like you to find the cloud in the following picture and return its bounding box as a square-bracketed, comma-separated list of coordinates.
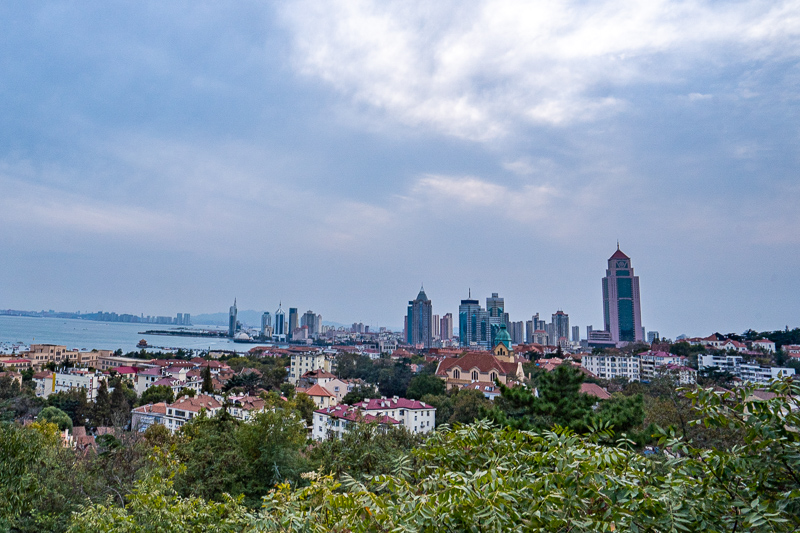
[279, 0, 800, 140]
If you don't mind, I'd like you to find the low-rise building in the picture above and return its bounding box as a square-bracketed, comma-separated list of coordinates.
[289, 351, 332, 385]
[739, 364, 795, 386]
[699, 354, 743, 375]
[638, 351, 689, 382]
[581, 354, 640, 382]
[312, 397, 435, 442]
[35, 368, 108, 400]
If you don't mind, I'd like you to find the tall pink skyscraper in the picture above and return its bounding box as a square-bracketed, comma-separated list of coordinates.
[602, 245, 643, 344]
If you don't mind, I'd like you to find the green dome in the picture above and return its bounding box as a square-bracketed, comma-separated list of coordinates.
[495, 323, 512, 349]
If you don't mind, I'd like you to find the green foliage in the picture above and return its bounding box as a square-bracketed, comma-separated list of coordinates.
[279, 382, 295, 399]
[308, 422, 421, 481]
[47, 389, 89, 428]
[92, 380, 112, 427]
[420, 393, 453, 427]
[405, 373, 445, 400]
[290, 392, 316, 426]
[449, 388, 489, 424]
[341, 384, 380, 405]
[38, 406, 73, 431]
[201, 365, 214, 393]
[335, 353, 414, 397]
[176, 387, 196, 399]
[110, 381, 132, 426]
[174, 407, 308, 508]
[140, 384, 175, 405]
[67, 452, 249, 533]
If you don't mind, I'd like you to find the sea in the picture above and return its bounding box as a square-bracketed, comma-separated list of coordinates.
[0, 315, 268, 355]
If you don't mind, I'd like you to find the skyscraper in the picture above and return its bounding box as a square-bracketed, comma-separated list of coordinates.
[228, 299, 238, 337]
[288, 308, 298, 340]
[261, 312, 272, 337]
[552, 310, 570, 343]
[486, 293, 507, 346]
[602, 245, 644, 344]
[274, 304, 286, 338]
[572, 325, 580, 343]
[432, 314, 440, 340]
[406, 286, 433, 348]
[441, 313, 453, 341]
[459, 292, 489, 349]
[301, 310, 318, 335]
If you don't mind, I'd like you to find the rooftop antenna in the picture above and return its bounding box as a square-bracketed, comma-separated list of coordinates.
[469, 288, 471, 298]
[617, 240, 620, 250]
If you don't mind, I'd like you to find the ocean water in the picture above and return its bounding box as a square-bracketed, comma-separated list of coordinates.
[0, 316, 264, 355]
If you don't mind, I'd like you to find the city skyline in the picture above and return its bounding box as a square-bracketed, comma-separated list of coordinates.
[1, 3, 799, 338]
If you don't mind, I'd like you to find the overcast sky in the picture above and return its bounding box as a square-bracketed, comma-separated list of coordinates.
[1, 1, 798, 338]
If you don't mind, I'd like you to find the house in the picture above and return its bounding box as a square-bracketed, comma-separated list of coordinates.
[436, 329, 526, 390]
[580, 383, 612, 400]
[312, 404, 399, 442]
[303, 383, 337, 409]
[750, 339, 776, 353]
[638, 351, 689, 382]
[659, 364, 697, 385]
[133, 394, 222, 433]
[461, 382, 501, 400]
[312, 397, 435, 441]
[718, 339, 748, 353]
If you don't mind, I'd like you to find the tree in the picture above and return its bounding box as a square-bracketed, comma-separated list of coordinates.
[92, 381, 112, 427]
[290, 393, 316, 426]
[342, 384, 380, 405]
[110, 382, 131, 426]
[140, 385, 174, 406]
[67, 452, 248, 533]
[38, 406, 73, 431]
[47, 389, 89, 428]
[405, 373, 445, 400]
[201, 366, 214, 394]
[176, 388, 196, 399]
[223, 373, 260, 394]
[420, 394, 453, 427]
[308, 422, 420, 481]
[279, 382, 295, 399]
[449, 388, 489, 424]
[485, 365, 606, 432]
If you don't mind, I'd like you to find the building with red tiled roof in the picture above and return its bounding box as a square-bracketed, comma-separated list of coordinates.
[303, 383, 337, 409]
[132, 394, 222, 433]
[436, 350, 524, 390]
[580, 383, 612, 400]
[312, 396, 435, 441]
[462, 381, 501, 400]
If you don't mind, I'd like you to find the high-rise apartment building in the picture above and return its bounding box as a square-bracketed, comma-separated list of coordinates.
[440, 313, 453, 341]
[552, 311, 570, 343]
[459, 293, 489, 349]
[406, 287, 433, 348]
[486, 293, 508, 346]
[288, 308, 298, 340]
[228, 299, 238, 337]
[301, 310, 319, 336]
[602, 246, 644, 344]
[572, 325, 580, 343]
[432, 314, 440, 340]
[509, 321, 524, 344]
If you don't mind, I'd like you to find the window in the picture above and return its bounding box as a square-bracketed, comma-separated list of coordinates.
[453, 369, 460, 379]
[490, 372, 497, 382]
[471, 370, 479, 382]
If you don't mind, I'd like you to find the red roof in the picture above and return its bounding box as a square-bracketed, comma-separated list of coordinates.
[609, 248, 630, 260]
[581, 383, 611, 400]
[436, 352, 520, 377]
[353, 397, 434, 410]
[314, 404, 400, 425]
[304, 383, 336, 398]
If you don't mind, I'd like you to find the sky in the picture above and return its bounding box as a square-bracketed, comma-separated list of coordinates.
[0, 1, 798, 338]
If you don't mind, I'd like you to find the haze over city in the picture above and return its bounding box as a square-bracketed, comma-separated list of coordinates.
[1, 2, 799, 338]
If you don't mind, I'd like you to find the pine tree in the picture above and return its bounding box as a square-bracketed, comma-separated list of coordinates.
[201, 366, 214, 394]
[110, 381, 130, 426]
[92, 380, 112, 427]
